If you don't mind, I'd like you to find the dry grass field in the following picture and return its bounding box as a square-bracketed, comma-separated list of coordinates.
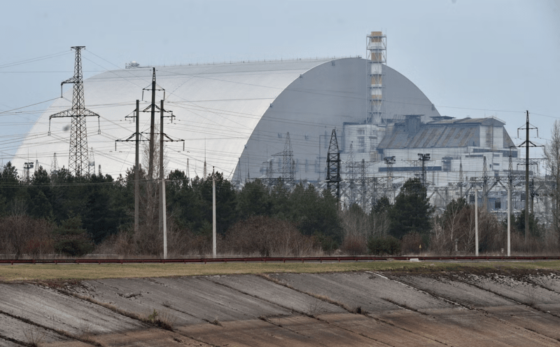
[1, 260, 559, 282]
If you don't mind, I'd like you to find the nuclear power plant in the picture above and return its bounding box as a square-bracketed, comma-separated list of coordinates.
[13, 32, 538, 216]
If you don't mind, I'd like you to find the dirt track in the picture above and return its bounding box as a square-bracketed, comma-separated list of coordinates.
[1, 268, 560, 346]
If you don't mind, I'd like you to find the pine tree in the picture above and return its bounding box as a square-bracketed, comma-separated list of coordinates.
[237, 179, 271, 219]
[388, 178, 433, 239]
[54, 216, 94, 256]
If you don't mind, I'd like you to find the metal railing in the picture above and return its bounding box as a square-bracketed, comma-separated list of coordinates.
[1, 255, 559, 265]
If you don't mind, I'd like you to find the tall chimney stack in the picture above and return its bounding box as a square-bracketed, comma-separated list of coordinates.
[366, 31, 387, 124]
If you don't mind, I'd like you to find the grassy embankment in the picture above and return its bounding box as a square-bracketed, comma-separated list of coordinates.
[0, 260, 559, 282]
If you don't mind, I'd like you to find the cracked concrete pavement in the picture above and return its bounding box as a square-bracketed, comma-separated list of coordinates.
[1, 269, 560, 346]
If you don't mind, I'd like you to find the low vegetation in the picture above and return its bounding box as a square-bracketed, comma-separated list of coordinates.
[1, 260, 559, 282]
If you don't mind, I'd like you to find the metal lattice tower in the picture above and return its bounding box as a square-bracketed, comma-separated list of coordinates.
[281, 132, 295, 185]
[51, 153, 58, 172]
[263, 159, 274, 187]
[326, 129, 341, 203]
[49, 47, 100, 177]
[88, 147, 95, 175]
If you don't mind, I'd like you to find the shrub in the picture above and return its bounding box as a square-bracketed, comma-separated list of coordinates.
[401, 232, 424, 254]
[367, 236, 401, 255]
[225, 216, 318, 256]
[54, 217, 94, 256]
[315, 233, 339, 254]
[0, 215, 55, 259]
[341, 234, 366, 255]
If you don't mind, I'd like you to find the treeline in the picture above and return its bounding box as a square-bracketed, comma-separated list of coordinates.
[0, 162, 342, 257]
[1, 161, 557, 258]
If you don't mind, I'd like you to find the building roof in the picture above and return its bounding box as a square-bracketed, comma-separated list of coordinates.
[378, 117, 513, 150]
[427, 117, 505, 126]
[12, 57, 444, 180]
[12, 58, 333, 177]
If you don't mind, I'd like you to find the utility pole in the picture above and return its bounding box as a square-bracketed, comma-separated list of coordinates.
[475, 189, 479, 256]
[530, 178, 536, 215]
[135, 101, 140, 234]
[482, 156, 489, 209]
[212, 166, 217, 258]
[49, 46, 100, 177]
[24, 162, 34, 182]
[360, 159, 367, 210]
[525, 111, 529, 241]
[146, 68, 157, 180]
[157, 99, 183, 258]
[160, 100, 167, 259]
[116, 101, 145, 234]
[508, 146, 515, 218]
[384, 156, 395, 200]
[418, 153, 430, 187]
[459, 159, 464, 198]
[507, 185, 511, 256]
[372, 177, 378, 207]
[347, 143, 356, 205]
[517, 110, 541, 242]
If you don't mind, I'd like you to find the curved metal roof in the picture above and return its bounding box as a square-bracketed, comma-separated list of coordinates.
[12, 59, 333, 177]
[13, 57, 443, 181]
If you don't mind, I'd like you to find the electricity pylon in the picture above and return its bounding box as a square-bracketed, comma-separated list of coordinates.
[49, 46, 100, 177]
[282, 132, 295, 185]
[326, 129, 341, 205]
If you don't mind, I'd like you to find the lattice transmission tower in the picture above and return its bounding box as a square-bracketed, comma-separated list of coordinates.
[281, 132, 295, 185]
[49, 46, 100, 177]
[326, 129, 341, 204]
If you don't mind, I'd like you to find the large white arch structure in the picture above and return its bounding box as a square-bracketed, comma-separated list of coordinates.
[12, 57, 441, 182]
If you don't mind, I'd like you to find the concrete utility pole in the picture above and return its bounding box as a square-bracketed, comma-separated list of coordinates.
[160, 100, 167, 259]
[148, 68, 157, 180]
[525, 111, 529, 241]
[212, 166, 217, 258]
[360, 159, 367, 210]
[475, 189, 479, 257]
[135, 100, 140, 234]
[507, 185, 511, 256]
[459, 160, 464, 198]
[115, 100, 144, 234]
[517, 110, 541, 242]
[508, 146, 515, 224]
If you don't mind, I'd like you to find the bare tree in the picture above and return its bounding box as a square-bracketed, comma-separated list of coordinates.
[543, 120, 560, 246]
[339, 205, 370, 254]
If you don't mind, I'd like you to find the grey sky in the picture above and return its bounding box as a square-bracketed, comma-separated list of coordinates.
[1, 0, 558, 163]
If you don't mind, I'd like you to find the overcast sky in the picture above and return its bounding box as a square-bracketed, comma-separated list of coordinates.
[1, 0, 558, 163]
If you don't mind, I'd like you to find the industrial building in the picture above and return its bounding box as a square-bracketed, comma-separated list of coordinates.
[13, 32, 528, 214]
